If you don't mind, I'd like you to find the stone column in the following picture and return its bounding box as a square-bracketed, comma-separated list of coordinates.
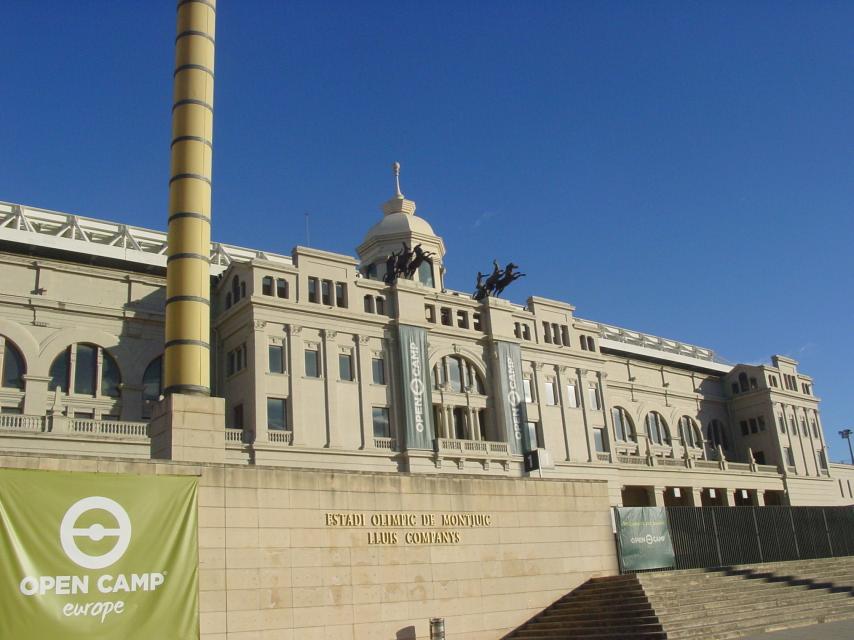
[652, 486, 666, 507]
[576, 368, 595, 462]
[287, 324, 305, 445]
[250, 320, 267, 445]
[355, 335, 370, 449]
[119, 383, 144, 421]
[598, 371, 614, 457]
[21, 375, 50, 417]
[690, 487, 704, 507]
[531, 362, 546, 449]
[555, 367, 572, 461]
[322, 329, 339, 448]
[754, 490, 766, 506]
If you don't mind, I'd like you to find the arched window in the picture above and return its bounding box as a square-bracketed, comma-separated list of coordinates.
[262, 276, 274, 296]
[645, 411, 670, 446]
[143, 356, 163, 403]
[707, 419, 729, 450]
[611, 407, 636, 443]
[276, 278, 288, 298]
[433, 355, 485, 394]
[679, 416, 702, 448]
[418, 259, 434, 287]
[1, 337, 25, 390]
[49, 344, 121, 397]
[738, 372, 749, 392]
[431, 355, 487, 441]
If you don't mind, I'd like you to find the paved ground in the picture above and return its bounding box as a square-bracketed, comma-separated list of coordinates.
[741, 618, 854, 639]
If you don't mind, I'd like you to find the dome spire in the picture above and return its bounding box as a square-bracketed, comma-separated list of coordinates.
[393, 161, 403, 197]
[382, 161, 416, 216]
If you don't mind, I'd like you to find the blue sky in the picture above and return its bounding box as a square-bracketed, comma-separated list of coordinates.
[1, 2, 852, 461]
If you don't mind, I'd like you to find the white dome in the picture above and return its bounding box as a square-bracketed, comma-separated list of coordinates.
[361, 211, 437, 246]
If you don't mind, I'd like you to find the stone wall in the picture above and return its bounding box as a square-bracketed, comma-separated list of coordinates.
[0, 452, 618, 640]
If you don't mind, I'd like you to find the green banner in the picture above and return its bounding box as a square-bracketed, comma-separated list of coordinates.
[0, 468, 198, 639]
[496, 341, 530, 455]
[397, 325, 435, 449]
[615, 506, 675, 571]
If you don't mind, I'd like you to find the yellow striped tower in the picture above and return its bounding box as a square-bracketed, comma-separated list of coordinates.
[164, 0, 216, 396]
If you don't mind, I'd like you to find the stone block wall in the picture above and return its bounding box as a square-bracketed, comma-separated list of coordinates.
[0, 452, 619, 639]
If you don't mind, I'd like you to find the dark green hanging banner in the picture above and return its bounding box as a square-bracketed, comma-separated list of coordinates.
[397, 325, 435, 449]
[496, 341, 530, 455]
[615, 506, 675, 571]
[0, 468, 198, 640]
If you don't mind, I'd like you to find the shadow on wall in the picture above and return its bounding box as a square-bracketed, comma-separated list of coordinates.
[396, 626, 416, 640]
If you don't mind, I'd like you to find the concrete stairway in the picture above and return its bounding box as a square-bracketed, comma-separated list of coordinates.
[639, 557, 854, 639]
[504, 557, 854, 640]
[503, 574, 666, 639]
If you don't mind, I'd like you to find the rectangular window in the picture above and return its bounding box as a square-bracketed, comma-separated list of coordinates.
[514, 322, 521, 338]
[335, 282, 347, 308]
[588, 384, 601, 411]
[749, 418, 758, 434]
[566, 384, 578, 408]
[305, 349, 320, 378]
[227, 351, 235, 376]
[542, 322, 551, 344]
[338, 353, 354, 381]
[473, 313, 482, 331]
[740, 420, 749, 436]
[593, 427, 606, 453]
[522, 325, 531, 341]
[321, 279, 332, 305]
[262, 276, 273, 296]
[440, 307, 452, 326]
[267, 398, 288, 430]
[758, 416, 766, 431]
[523, 377, 533, 403]
[778, 414, 786, 434]
[376, 297, 386, 315]
[425, 304, 436, 323]
[785, 447, 795, 467]
[372, 357, 386, 385]
[800, 419, 807, 437]
[526, 421, 541, 449]
[307, 277, 319, 303]
[232, 404, 244, 429]
[552, 323, 561, 346]
[544, 381, 557, 406]
[456, 310, 469, 329]
[276, 278, 288, 298]
[372, 407, 390, 438]
[817, 450, 828, 470]
[74, 344, 97, 395]
[811, 421, 819, 438]
[268, 345, 285, 374]
[561, 326, 570, 347]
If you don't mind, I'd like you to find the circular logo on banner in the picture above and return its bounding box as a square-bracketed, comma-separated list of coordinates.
[59, 496, 132, 570]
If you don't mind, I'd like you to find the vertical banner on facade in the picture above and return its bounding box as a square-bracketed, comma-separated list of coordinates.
[0, 468, 198, 640]
[398, 324, 435, 449]
[496, 341, 530, 455]
[614, 506, 675, 572]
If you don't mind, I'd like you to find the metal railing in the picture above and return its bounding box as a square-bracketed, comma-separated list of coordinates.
[70, 419, 148, 439]
[658, 506, 854, 572]
[0, 414, 45, 432]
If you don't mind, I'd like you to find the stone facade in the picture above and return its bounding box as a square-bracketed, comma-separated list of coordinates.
[0, 198, 846, 508]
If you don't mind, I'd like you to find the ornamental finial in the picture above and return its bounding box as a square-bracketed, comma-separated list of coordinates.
[393, 161, 402, 197]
